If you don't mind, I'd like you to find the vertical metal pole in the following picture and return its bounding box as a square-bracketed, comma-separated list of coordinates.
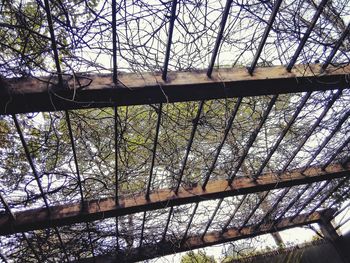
[207, 0, 233, 78]
[248, 0, 283, 74]
[286, 0, 328, 71]
[322, 23, 350, 70]
[146, 104, 163, 200]
[162, 0, 178, 81]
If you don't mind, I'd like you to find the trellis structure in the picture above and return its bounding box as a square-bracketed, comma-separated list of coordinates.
[0, 0, 350, 262]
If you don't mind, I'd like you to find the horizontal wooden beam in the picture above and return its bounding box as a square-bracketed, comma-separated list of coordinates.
[1, 64, 349, 114]
[0, 163, 348, 235]
[76, 209, 335, 263]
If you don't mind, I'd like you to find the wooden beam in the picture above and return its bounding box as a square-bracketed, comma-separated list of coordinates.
[0, 164, 348, 235]
[1, 64, 349, 114]
[76, 209, 335, 263]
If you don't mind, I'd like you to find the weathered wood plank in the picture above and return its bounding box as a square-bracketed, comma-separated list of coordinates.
[1, 64, 349, 114]
[0, 164, 347, 235]
[77, 209, 335, 263]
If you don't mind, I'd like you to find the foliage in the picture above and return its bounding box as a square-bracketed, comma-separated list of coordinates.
[181, 251, 217, 263]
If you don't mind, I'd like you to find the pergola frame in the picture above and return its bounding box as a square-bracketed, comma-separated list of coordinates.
[1, 0, 350, 262]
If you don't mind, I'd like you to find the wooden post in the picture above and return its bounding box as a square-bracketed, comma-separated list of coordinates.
[319, 216, 350, 263]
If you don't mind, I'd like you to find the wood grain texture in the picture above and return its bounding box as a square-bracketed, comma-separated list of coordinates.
[1, 64, 349, 114]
